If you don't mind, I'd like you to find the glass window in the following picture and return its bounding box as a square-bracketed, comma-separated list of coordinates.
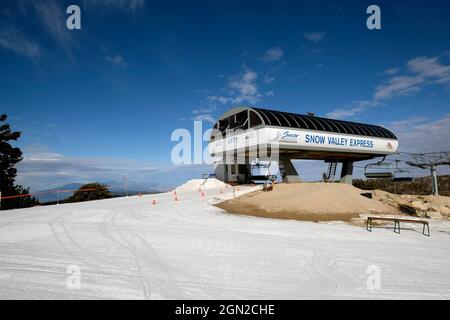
[292, 115, 309, 129]
[255, 109, 271, 124]
[239, 108, 398, 139]
[338, 121, 354, 134]
[345, 122, 362, 135]
[368, 125, 382, 137]
[353, 123, 370, 136]
[377, 126, 395, 139]
[275, 112, 292, 127]
[302, 116, 318, 130]
[231, 110, 248, 130]
[325, 119, 340, 132]
[262, 111, 281, 126]
[333, 121, 350, 134]
[285, 113, 300, 128]
[218, 118, 229, 133]
[314, 118, 331, 131]
[361, 124, 378, 137]
[250, 111, 263, 127]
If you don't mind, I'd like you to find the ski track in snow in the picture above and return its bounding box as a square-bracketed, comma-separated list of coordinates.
[0, 185, 449, 299]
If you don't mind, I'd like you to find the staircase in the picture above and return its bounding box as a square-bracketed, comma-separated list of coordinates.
[325, 162, 337, 182]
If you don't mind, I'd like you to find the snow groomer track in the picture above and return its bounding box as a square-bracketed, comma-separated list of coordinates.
[0, 181, 450, 299]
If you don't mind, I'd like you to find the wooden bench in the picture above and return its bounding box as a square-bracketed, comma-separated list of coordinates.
[367, 216, 430, 236]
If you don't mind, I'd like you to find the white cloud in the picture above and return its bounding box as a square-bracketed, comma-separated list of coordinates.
[106, 53, 127, 67]
[192, 106, 216, 115]
[327, 55, 450, 119]
[382, 68, 400, 75]
[227, 67, 262, 104]
[0, 25, 40, 61]
[16, 144, 215, 191]
[301, 44, 325, 60]
[194, 67, 269, 122]
[260, 47, 283, 62]
[388, 114, 450, 153]
[86, 0, 146, 13]
[264, 74, 275, 84]
[388, 116, 429, 131]
[407, 56, 450, 79]
[0, 1, 78, 63]
[304, 31, 326, 43]
[325, 100, 378, 119]
[374, 56, 450, 101]
[191, 106, 217, 124]
[374, 75, 425, 100]
[15, 145, 158, 191]
[199, 63, 278, 120]
[205, 96, 230, 105]
[192, 114, 216, 124]
[32, 0, 77, 60]
[205, 66, 263, 106]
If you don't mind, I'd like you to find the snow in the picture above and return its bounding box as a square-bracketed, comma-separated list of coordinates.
[0, 184, 450, 299]
[176, 178, 229, 192]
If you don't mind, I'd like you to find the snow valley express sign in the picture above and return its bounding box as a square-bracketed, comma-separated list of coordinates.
[209, 127, 398, 156]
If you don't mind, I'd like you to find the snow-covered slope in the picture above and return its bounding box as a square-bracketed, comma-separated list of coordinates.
[176, 178, 229, 192]
[0, 183, 449, 299]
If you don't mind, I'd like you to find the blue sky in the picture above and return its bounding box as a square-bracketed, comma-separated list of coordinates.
[1, 0, 449, 190]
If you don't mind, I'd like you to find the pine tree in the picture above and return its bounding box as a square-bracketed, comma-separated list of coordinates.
[0, 114, 39, 210]
[0, 114, 22, 191]
[65, 183, 112, 203]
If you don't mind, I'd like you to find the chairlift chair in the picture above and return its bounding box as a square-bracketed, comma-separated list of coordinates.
[364, 156, 394, 179]
[391, 160, 414, 182]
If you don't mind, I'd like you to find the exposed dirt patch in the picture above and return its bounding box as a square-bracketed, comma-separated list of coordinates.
[215, 183, 401, 223]
[216, 200, 360, 222]
[372, 190, 450, 220]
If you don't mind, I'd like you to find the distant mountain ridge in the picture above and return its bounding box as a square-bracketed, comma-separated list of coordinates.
[33, 181, 175, 203]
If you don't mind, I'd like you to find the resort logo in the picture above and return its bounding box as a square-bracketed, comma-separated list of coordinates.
[279, 131, 299, 143]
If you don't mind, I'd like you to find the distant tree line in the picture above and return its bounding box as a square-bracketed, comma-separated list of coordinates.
[64, 183, 112, 203]
[353, 175, 450, 196]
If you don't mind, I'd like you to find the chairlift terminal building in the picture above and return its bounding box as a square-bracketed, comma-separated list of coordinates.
[209, 106, 398, 184]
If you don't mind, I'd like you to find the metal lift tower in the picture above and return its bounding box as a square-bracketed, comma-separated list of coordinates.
[406, 151, 450, 196]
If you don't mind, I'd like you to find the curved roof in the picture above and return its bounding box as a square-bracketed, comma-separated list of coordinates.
[218, 107, 397, 140]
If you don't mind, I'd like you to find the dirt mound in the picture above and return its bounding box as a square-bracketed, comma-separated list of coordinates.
[373, 190, 450, 220]
[216, 183, 400, 222]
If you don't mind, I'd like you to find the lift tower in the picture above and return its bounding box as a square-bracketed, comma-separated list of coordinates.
[406, 151, 450, 196]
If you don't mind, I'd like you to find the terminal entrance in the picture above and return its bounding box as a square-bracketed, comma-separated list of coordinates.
[215, 158, 354, 185]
